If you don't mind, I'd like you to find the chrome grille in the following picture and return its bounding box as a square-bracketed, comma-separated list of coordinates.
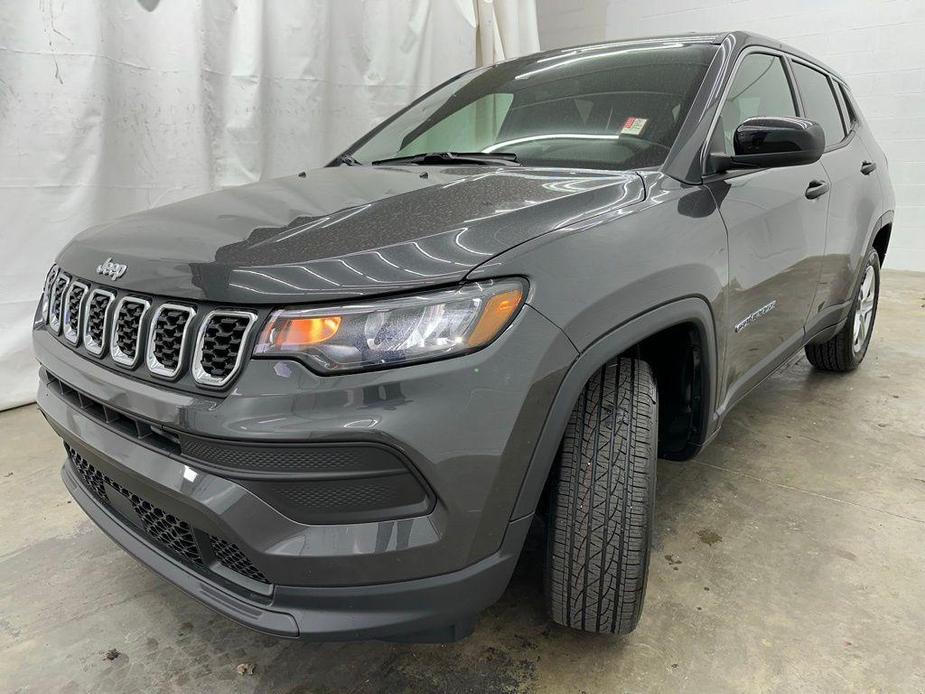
[48, 273, 70, 333]
[62, 281, 88, 345]
[41, 266, 257, 390]
[110, 297, 150, 367]
[193, 311, 257, 387]
[41, 265, 58, 322]
[82, 289, 114, 356]
[146, 304, 195, 379]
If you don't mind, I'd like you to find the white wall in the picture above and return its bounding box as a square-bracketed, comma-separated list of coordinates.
[536, 0, 608, 50]
[535, 0, 925, 271]
[0, 0, 539, 411]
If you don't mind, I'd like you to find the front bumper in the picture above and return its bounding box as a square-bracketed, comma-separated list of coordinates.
[34, 303, 576, 639]
[62, 458, 531, 640]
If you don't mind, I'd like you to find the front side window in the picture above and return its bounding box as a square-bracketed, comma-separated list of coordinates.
[348, 43, 717, 171]
[792, 63, 846, 146]
[718, 53, 797, 155]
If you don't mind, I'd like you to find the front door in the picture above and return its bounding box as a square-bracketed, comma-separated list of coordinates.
[705, 52, 828, 410]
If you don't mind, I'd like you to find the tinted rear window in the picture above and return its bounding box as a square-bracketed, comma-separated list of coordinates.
[838, 83, 858, 127]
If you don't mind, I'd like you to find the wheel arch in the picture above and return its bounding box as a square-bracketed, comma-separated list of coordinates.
[872, 220, 892, 266]
[510, 297, 718, 519]
[865, 210, 893, 262]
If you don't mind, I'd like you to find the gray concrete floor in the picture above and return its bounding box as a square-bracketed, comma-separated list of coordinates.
[2, 270, 924, 694]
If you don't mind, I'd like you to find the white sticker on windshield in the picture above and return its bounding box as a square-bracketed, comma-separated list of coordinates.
[621, 117, 648, 136]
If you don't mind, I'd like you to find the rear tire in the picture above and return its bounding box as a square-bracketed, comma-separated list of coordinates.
[544, 357, 657, 635]
[805, 248, 880, 372]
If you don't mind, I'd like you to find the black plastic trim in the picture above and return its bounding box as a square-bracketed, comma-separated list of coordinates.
[511, 297, 717, 519]
[43, 368, 437, 524]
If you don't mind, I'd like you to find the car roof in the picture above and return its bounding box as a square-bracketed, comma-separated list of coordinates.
[526, 31, 846, 85]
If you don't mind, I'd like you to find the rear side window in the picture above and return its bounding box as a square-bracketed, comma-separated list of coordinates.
[718, 54, 797, 155]
[792, 63, 846, 146]
[838, 83, 858, 128]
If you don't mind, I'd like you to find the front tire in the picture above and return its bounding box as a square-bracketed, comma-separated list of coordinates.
[805, 248, 881, 372]
[545, 357, 657, 635]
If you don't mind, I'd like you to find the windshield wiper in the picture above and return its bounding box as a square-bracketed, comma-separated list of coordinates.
[371, 151, 520, 167]
[332, 153, 363, 166]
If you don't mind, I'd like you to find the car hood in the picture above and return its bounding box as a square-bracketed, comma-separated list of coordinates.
[57, 165, 645, 304]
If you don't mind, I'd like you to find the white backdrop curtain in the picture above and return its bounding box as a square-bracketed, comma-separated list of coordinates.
[0, 0, 539, 411]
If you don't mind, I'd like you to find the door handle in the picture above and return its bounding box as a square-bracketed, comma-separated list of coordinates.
[805, 180, 830, 199]
[860, 160, 877, 175]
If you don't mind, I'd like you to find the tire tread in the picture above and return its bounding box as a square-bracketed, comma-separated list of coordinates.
[546, 357, 657, 635]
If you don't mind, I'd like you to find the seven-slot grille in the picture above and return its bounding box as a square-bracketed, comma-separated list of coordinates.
[48, 272, 70, 333]
[193, 311, 257, 387]
[41, 265, 58, 322]
[40, 268, 257, 389]
[83, 289, 114, 356]
[62, 281, 88, 345]
[111, 297, 150, 367]
[146, 304, 195, 378]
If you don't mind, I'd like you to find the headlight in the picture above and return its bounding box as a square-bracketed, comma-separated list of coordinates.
[254, 278, 527, 373]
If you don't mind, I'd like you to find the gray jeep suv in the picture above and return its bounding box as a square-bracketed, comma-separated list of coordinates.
[33, 31, 894, 642]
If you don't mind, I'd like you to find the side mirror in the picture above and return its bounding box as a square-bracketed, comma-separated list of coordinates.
[711, 117, 825, 173]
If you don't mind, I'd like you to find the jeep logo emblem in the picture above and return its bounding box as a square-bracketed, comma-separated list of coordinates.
[96, 257, 127, 281]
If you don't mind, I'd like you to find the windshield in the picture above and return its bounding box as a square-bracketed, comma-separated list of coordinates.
[347, 42, 716, 171]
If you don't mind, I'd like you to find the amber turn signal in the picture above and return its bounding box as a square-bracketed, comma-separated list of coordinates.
[468, 288, 524, 347]
[271, 316, 341, 349]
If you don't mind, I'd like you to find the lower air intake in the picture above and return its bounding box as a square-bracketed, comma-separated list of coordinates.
[109, 483, 203, 564]
[67, 443, 203, 564]
[70, 445, 108, 502]
[66, 444, 269, 584]
[209, 537, 269, 584]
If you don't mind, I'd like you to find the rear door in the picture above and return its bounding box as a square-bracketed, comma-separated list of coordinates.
[704, 51, 828, 411]
[789, 62, 883, 327]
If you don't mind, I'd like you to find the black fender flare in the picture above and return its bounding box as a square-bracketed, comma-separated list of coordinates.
[810, 208, 895, 344]
[510, 297, 718, 519]
[866, 209, 893, 257]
